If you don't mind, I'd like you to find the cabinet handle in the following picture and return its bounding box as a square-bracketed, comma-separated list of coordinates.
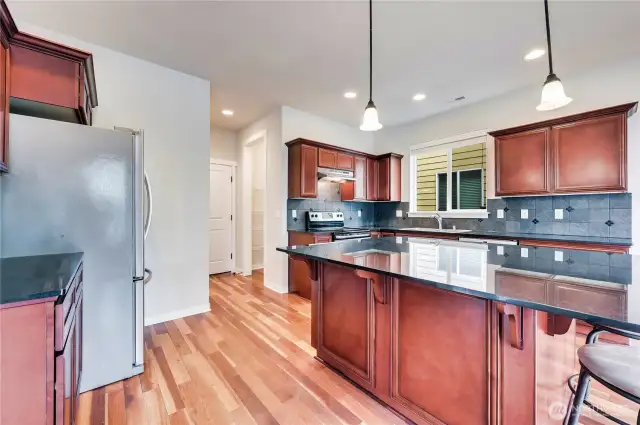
[496, 303, 524, 350]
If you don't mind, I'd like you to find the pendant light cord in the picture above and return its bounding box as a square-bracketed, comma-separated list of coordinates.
[368, 0, 373, 101]
[544, 0, 554, 74]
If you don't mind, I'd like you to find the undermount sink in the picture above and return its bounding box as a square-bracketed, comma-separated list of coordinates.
[398, 227, 473, 234]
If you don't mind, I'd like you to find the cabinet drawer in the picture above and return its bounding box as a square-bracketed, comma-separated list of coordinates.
[54, 267, 83, 351]
[314, 234, 332, 244]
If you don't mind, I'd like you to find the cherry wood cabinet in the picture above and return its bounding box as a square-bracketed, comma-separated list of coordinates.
[0, 263, 83, 425]
[336, 152, 354, 170]
[366, 157, 379, 201]
[552, 114, 626, 193]
[288, 143, 318, 199]
[313, 262, 586, 425]
[0, 1, 15, 173]
[286, 138, 402, 202]
[494, 128, 550, 196]
[491, 103, 637, 197]
[341, 155, 367, 201]
[318, 148, 337, 168]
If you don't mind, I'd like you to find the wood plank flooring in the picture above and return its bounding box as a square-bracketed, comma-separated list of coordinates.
[76, 271, 638, 425]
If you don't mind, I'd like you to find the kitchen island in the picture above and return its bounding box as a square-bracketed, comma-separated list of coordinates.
[277, 237, 638, 425]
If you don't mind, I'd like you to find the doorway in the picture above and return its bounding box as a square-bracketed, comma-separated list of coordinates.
[241, 132, 266, 276]
[209, 161, 236, 274]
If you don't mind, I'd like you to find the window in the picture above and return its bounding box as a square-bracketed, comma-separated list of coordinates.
[410, 132, 489, 218]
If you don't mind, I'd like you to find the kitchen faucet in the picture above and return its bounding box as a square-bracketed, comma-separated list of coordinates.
[430, 213, 443, 230]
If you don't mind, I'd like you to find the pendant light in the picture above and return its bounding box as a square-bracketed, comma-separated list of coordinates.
[536, 0, 572, 111]
[360, 0, 382, 131]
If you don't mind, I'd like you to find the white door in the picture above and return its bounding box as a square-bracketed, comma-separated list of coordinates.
[209, 163, 234, 274]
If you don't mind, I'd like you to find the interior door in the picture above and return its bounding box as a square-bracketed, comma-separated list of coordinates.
[209, 163, 234, 274]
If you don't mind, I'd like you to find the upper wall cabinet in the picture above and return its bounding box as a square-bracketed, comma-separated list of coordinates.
[287, 138, 403, 202]
[288, 142, 318, 199]
[0, 1, 16, 173]
[491, 103, 637, 197]
[9, 32, 98, 126]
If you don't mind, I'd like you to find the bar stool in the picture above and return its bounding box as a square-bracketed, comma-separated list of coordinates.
[565, 324, 640, 425]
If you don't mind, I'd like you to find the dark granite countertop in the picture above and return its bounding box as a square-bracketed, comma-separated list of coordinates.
[371, 227, 633, 247]
[0, 252, 84, 305]
[277, 237, 640, 332]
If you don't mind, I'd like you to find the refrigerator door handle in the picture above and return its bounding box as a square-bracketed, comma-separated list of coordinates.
[144, 172, 152, 240]
[143, 268, 153, 285]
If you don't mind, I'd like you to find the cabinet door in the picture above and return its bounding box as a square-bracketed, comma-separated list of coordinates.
[388, 280, 491, 425]
[0, 41, 7, 172]
[366, 158, 378, 201]
[552, 114, 626, 192]
[377, 157, 390, 201]
[354, 156, 367, 200]
[318, 148, 337, 168]
[318, 262, 376, 392]
[300, 145, 318, 198]
[495, 128, 550, 196]
[337, 152, 354, 170]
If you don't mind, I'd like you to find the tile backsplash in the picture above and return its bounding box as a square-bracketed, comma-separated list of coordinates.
[374, 193, 632, 239]
[288, 189, 632, 240]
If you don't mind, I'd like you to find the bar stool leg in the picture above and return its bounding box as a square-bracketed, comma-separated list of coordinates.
[566, 368, 591, 425]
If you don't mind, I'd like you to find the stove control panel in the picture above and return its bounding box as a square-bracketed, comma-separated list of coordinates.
[308, 211, 344, 222]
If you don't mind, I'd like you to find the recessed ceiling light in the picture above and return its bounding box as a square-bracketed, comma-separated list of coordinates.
[524, 48, 545, 61]
[344, 92, 357, 99]
[412, 93, 426, 101]
[221, 109, 234, 116]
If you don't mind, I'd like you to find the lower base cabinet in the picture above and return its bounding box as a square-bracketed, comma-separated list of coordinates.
[0, 265, 83, 425]
[315, 262, 579, 425]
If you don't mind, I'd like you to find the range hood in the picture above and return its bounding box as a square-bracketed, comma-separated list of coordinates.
[318, 167, 355, 183]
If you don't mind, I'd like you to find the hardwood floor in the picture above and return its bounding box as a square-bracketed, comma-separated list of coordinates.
[75, 272, 638, 425]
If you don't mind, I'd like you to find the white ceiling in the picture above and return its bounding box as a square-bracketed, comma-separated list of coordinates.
[8, 1, 640, 131]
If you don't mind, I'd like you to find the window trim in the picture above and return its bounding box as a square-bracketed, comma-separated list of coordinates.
[409, 130, 491, 219]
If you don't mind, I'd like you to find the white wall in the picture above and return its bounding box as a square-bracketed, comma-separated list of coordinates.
[282, 106, 375, 153]
[375, 58, 640, 247]
[19, 22, 211, 324]
[237, 109, 283, 290]
[211, 125, 238, 162]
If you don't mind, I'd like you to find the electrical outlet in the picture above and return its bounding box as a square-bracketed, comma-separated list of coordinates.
[291, 210, 297, 218]
[555, 209, 564, 220]
[358, 210, 362, 218]
[521, 209, 528, 219]
[521, 247, 528, 258]
[555, 251, 564, 262]
[396, 210, 403, 218]
[396, 236, 403, 244]
[497, 209, 504, 219]
[497, 246, 504, 256]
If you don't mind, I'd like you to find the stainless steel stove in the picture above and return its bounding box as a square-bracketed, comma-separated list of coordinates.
[307, 211, 372, 241]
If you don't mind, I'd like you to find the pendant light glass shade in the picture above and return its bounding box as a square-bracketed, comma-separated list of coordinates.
[536, 73, 572, 111]
[360, 100, 383, 131]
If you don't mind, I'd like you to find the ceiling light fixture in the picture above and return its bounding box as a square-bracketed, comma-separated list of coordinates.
[344, 92, 357, 99]
[221, 109, 234, 116]
[524, 48, 545, 61]
[413, 93, 426, 101]
[536, 0, 572, 111]
[360, 0, 382, 131]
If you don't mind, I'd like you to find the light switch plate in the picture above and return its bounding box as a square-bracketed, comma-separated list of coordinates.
[291, 210, 297, 218]
[497, 246, 504, 256]
[555, 209, 564, 220]
[358, 210, 362, 218]
[555, 251, 564, 262]
[396, 210, 403, 218]
[396, 236, 403, 244]
[497, 209, 504, 219]
[521, 209, 529, 219]
[521, 247, 529, 258]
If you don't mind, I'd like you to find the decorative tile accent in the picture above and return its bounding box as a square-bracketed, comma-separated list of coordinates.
[605, 220, 614, 227]
[565, 206, 575, 213]
[503, 207, 509, 212]
[532, 218, 539, 224]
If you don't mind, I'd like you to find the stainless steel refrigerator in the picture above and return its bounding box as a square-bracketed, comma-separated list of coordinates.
[1, 113, 153, 392]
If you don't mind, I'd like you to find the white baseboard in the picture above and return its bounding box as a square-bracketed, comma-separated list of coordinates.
[144, 303, 210, 326]
[252, 264, 264, 270]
